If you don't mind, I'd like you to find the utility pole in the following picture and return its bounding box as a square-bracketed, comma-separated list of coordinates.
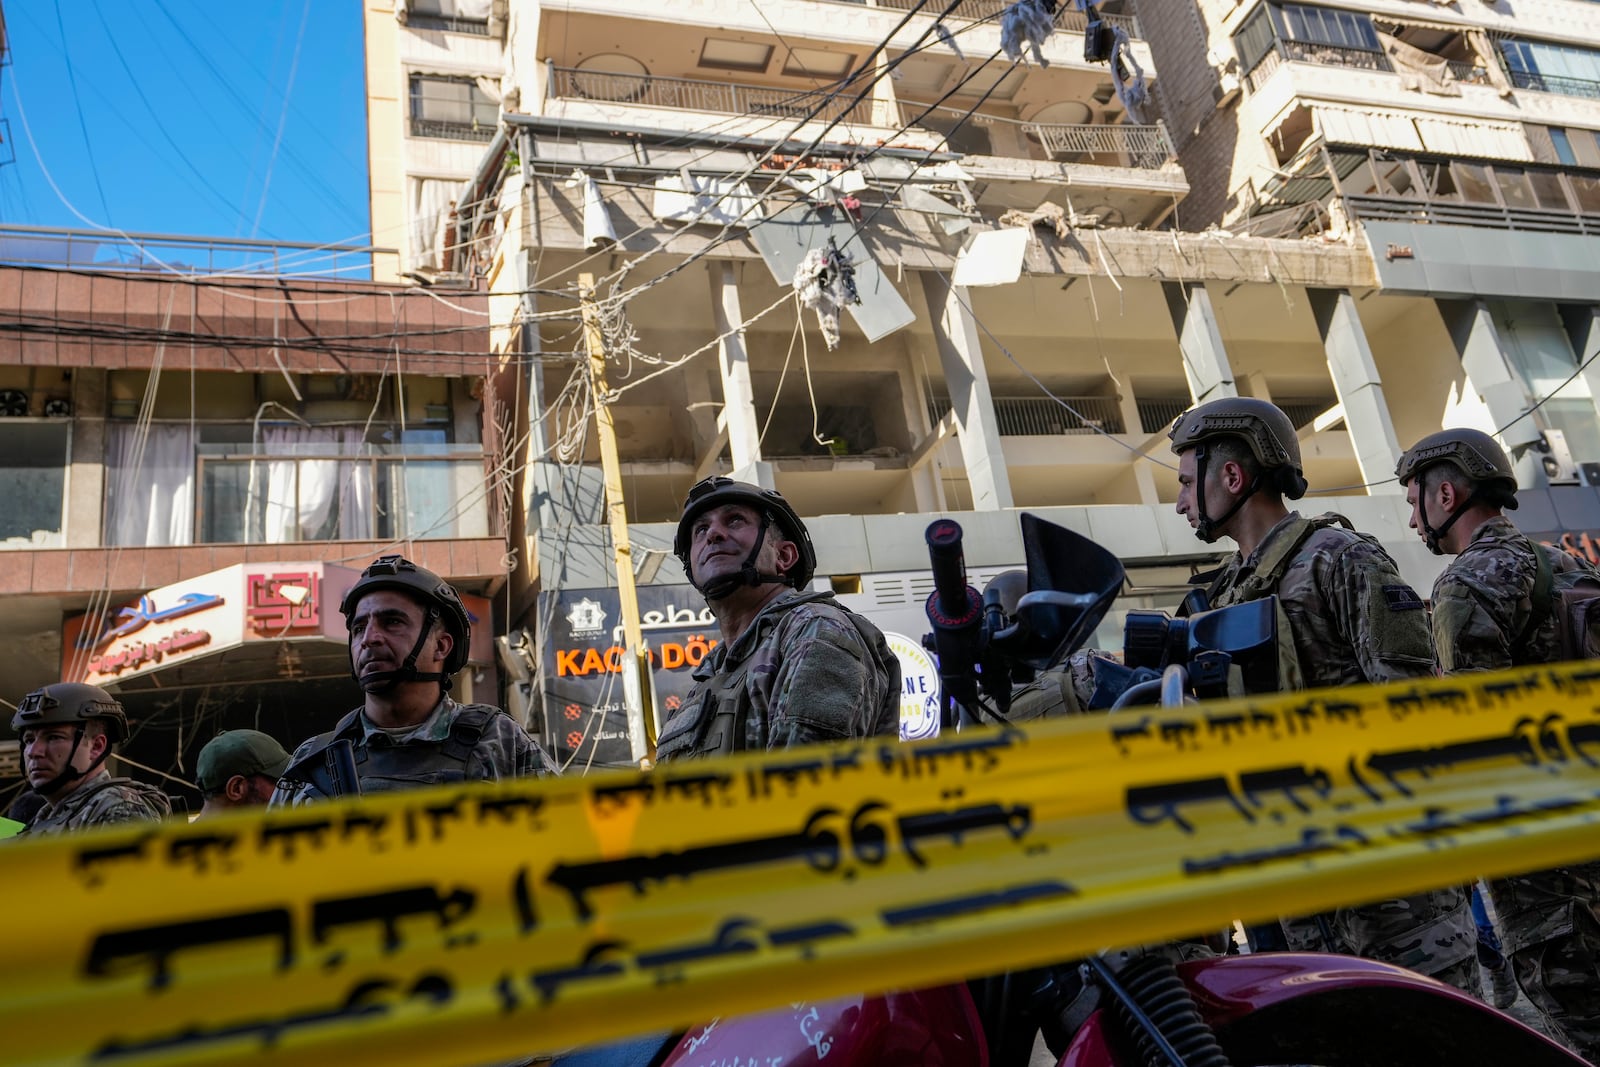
[579, 273, 656, 765]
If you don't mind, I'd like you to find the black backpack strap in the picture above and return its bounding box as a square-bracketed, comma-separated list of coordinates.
[1521, 537, 1556, 648]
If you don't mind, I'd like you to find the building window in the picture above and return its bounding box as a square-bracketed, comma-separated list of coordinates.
[1550, 127, 1579, 166]
[697, 39, 774, 74]
[1233, 6, 1278, 73]
[1278, 3, 1380, 52]
[409, 74, 499, 141]
[405, 0, 491, 36]
[1499, 38, 1600, 100]
[0, 422, 68, 548]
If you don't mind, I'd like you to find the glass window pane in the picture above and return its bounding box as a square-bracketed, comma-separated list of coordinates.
[1495, 168, 1536, 209]
[1454, 162, 1497, 203]
[0, 423, 68, 546]
[1550, 128, 1578, 166]
[1234, 6, 1277, 72]
[1541, 398, 1600, 464]
[1572, 174, 1600, 212]
[200, 461, 252, 544]
[1530, 170, 1571, 210]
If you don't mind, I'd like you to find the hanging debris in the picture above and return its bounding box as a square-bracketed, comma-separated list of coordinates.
[792, 237, 861, 350]
[1001, 0, 1059, 66]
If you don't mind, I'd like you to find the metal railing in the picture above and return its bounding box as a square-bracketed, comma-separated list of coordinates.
[547, 65, 875, 124]
[930, 395, 1126, 436]
[870, 0, 1141, 38]
[1137, 399, 1188, 434]
[1247, 40, 1389, 90]
[404, 13, 491, 35]
[410, 117, 498, 142]
[1508, 69, 1600, 101]
[898, 99, 1173, 168]
[1345, 194, 1600, 237]
[0, 225, 386, 278]
[1277, 400, 1336, 430]
[1022, 121, 1173, 168]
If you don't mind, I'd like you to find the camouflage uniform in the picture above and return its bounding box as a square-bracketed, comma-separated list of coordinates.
[655, 589, 899, 760]
[1009, 650, 1107, 721]
[270, 697, 557, 807]
[24, 772, 170, 836]
[1211, 512, 1478, 993]
[1433, 515, 1600, 1055]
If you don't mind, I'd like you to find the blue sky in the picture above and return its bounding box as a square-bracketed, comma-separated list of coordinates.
[1, 0, 370, 250]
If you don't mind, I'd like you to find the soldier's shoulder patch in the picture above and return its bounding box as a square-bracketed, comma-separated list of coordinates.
[1382, 584, 1425, 611]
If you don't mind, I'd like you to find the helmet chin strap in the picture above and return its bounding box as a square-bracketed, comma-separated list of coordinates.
[1417, 485, 1479, 556]
[36, 726, 109, 799]
[1192, 444, 1261, 545]
[694, 512, 793, 601]
[352, 607, 453, 693]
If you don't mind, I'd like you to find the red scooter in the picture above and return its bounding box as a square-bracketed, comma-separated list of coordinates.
[570, 514, 1589, 1067]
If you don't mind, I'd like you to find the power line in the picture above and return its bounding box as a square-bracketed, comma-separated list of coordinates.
[250, 0, 313, 239]
[83, 2, 286, 239]
[52, 0, 114, 225]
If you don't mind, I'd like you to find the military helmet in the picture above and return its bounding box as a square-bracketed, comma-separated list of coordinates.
[1396, 428, 1518, 503]
[673, 477, 816, 589]
[11, 682, 129, 743]
[1169, 397, 1307, 499]
[340, 555, 472, 675]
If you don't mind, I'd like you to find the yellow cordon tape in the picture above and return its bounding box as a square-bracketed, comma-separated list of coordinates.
[9, 662, 1600, 1067]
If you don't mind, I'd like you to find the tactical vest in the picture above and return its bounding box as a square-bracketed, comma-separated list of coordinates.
[282, 704, 496, 796]
[655, 591, 894, 762]
[1198, 514, 1367, 694]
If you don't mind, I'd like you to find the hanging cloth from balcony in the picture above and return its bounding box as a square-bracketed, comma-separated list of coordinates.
[1002, 0, 1059, 67]
[1466, 28, 1515, 97]
[1110, 26, 1148, 124]
[1376, 32, 1461, 96]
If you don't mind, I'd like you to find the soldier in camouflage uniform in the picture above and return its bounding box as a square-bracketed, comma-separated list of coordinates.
[272, 556, 556, 806]
[1169, 398, 1479, 992]
[1399, 428, 1600, 1053]
[12, 683, 169, 836]
[655, 477, 899, 761]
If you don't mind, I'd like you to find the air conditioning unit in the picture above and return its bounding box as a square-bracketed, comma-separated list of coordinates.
[1215, 68, 1243, 108]
[1538, 429, 1581, 485]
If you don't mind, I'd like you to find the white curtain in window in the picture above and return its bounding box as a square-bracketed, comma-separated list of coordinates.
[256, 427, 371, 543]
[409, 177, 466, 271]
[105, 424, 195, 546]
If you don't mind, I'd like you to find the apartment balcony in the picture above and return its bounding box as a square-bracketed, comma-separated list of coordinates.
[1508, 69, 1600, 103]
[1244, 41, 1495, 95]
[930, 395, 1127, 435]
[869, 0, 1141, 39]
[546, 65, 876, 127]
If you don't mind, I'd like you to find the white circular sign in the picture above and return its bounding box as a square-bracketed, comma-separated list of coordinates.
[884, 631, 941, 741]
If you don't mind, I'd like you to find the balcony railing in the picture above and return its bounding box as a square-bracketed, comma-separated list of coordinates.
[1345, 194, 1600, 237]
[1508, 69, 1600, 101]
[410, 117, 498, 142]
[871, 0, 1141, 39]
[1022, 121, 1173, 168]
[404, 13, 491, 35]
[1137, 399, 1189, 434]
[1247, 39, 1505, 94]
[0, 225, 385, 277]
[547, 66, 875, 124]
[900, 99, 1173, 168]
[930, 395, 1126, 435]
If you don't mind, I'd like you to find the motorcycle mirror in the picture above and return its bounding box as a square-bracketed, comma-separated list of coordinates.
[990, 513, 1125, 671]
